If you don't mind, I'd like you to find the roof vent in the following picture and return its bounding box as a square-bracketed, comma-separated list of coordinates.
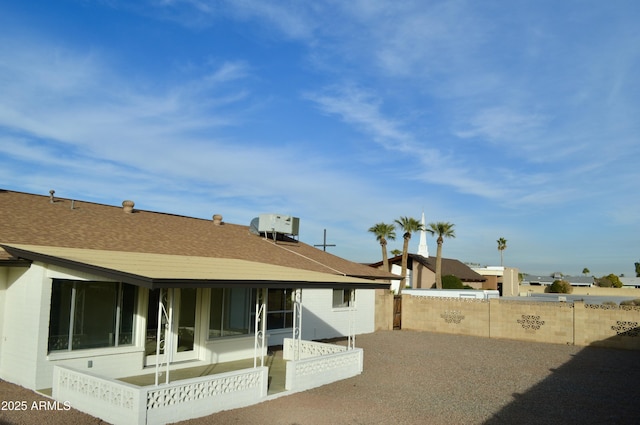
[49, 189, 55, 203]
[122, 200, 135, 213]
[213, 214, 223, 225]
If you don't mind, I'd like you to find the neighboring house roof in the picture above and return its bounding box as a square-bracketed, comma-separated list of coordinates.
[370, 253, 485, 282]
[620, 277, 640, 288]
[522, 274, 594, 285]
[0, 189, 394, 288]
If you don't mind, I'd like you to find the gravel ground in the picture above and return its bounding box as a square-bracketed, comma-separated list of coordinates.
[2, 330, 639, 425]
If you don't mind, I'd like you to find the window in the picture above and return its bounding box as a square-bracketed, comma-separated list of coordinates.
[332, 289, 355, 308]
[208, 288, 252, 338]
[48, 280, 136, 352]
[266, 289, 293, 330]
[207, 288, 296, 337]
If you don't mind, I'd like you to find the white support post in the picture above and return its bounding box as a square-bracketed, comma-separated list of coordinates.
[254, 288, 267, 368]
[155, 288, 174, 386]
[292, 288, 303, 360]
[348, 289, 356, 350]
[165, 289, 173, 384]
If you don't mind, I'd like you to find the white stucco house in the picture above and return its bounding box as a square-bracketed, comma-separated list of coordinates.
[0, 189, 393, 424]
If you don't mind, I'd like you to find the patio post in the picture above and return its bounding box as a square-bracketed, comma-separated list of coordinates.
[292, 288, 303, 360]
[348, 289, 356, 350]
[155, 288, 174, 386]
[254, 288, 267, 368]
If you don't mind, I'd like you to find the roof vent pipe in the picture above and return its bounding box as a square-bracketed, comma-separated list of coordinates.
[213, 214, 223, 225]
[49, 189, 55, 203]
[122, 200, 135, 213]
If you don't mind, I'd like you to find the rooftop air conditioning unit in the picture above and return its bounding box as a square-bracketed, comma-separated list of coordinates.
[258, 213, 300, 236]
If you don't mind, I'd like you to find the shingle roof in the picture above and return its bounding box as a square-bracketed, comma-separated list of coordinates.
[0, 189, 395, 286]
[371, 253, 485, 282]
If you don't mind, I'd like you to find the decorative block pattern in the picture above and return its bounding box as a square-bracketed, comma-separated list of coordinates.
[517, 315, 545, 331]
[284, 338, 347, 360]
[58, 368, 136, 409]
[293, 350, 360, 378]
[440, 310, 465, 324]
[146, 371, 263, 409]
[611, 321, 640, 337]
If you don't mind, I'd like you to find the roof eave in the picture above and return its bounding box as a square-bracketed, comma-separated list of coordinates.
[1, 244, 391, 290]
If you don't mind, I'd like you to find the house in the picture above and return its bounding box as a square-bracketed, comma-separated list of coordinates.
[0, 189, 393, 424]
[471, 266, 521, 297]
[521, 274, 594, 287]
[621, 277, 640, 289]
[370, 254, 486, 291]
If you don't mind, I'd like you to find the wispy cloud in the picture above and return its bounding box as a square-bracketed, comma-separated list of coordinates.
[2, 0, 639, 274]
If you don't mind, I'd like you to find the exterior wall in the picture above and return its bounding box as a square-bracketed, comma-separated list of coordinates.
[0, 264, 50, 389]
[203, 336, 257, 363]
[482, 275, 498, 290]
[502, 267, 519, 297]
[402, 295, 640, 349]
[0, 266, 7, 368]
[490, 299, 574, 345]
[412, 263, 435, 289]
[374, 289, 393, 331]
[402, 296, 490, 337]
[295, 288, 376, 344]
[574, 301, 640, 350]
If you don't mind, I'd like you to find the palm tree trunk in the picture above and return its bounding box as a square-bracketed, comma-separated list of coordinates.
[398, 236, 410, 295]
[435, 240, 443, 289]
[381, 239, 390, 272]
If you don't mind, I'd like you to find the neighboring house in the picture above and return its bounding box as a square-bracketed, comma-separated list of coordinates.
[621, 277, 640, 289]
[371, 254, 486, 291]
[472, 266, 521, 297]
[0, 189, 392, 425]
[522, 274, 594, 287]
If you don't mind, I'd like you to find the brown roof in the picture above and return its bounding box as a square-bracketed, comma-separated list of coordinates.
[371, 253, 485, 282]
[0, 189, 395, 287]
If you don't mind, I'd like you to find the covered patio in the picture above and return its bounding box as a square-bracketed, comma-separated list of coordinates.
[52, 337, 363, 425]
[0, 245, 376, 425]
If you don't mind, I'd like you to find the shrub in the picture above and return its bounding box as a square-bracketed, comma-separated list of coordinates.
[545, 279, 573, 294]
[620, 299, 640, 306]
[442, 275, 464, 289]
[596, 273, 623, 288]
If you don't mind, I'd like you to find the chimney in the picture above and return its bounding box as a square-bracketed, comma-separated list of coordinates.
[122, 200, 135, 213]
[212, 214, 223, 225]
[49, 190, 55, 203]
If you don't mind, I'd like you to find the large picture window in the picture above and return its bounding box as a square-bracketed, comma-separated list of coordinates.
[208, 288, 252, 339]
[48, 280, 136, 352]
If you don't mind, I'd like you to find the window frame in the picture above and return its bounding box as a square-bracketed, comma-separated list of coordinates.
[332, 288, 355, 309]
[47, 280, 137, 353]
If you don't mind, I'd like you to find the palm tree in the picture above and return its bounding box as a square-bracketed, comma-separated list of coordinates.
[390, 249, 402, 256]
[497, 237, 507, 267]
[426, 222, 456, 289]
[582, 267, 590, 276]
[368, 222, 396, 273]
[394, 217, 424, 294]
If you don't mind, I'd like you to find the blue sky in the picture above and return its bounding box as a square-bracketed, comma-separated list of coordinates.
[1, 0, 639, 277]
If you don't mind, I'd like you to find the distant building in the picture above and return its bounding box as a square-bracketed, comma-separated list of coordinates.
[521, 274, 594, 287]
[471, 266, 520, 297]
[371, 254, 486, 292]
